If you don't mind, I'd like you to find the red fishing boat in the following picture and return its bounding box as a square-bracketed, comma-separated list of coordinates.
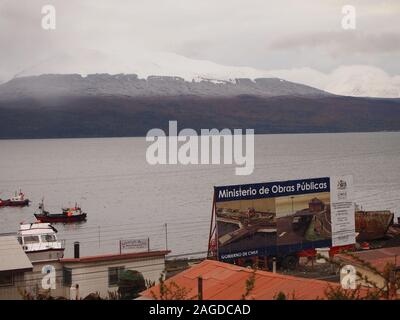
[34, 201, 87, 223]
[0, 190, 30, 207]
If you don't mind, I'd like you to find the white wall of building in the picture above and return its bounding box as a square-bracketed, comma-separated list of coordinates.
[63, 255, 166, 299]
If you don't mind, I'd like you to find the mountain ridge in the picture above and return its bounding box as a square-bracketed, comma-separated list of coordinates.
[1, 73, 399, 139]
[3, 50, 398, 98]
[0, 74, 329, 100]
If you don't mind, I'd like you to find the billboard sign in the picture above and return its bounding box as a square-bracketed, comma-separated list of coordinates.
[214, 176, 355, 261]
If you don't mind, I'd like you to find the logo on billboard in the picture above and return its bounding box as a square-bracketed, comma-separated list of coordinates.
[337, 179, 348, 200]
[337, 180, 347, 190]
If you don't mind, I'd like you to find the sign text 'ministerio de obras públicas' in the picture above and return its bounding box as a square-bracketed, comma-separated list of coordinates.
[214, 177, 330, 202]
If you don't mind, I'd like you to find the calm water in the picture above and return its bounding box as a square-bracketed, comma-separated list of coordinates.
[0, 132, 399, 258]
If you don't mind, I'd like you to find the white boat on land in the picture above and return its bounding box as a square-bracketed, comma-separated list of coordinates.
[18, 222, 65, 261]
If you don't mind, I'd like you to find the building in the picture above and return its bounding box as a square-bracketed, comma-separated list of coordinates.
[335, 246, 400, 291]
[60, 250, 169, 299]
[140, 259, 344, 300]
[0, 235, 169, 300]
[0, 236, 33, 299]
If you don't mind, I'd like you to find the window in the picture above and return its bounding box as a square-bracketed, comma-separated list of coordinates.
[63, 267, 72, 287]
[41, 234, 56, 242]
[0, 271, 13, 287]
[23, 236, 39, 244]
[108, 266, 125, 287]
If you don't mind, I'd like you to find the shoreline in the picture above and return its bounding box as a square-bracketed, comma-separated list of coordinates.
[0, 130, 399, 142]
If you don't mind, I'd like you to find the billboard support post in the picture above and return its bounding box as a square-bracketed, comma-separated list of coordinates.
[165, 223, 168, 251]
[207, 189, 217, 259]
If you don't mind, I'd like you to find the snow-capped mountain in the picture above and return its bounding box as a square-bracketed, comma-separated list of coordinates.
[324, 66, 400, 99]
[1, 49, 399, 139]
[4, 49, 399, 98]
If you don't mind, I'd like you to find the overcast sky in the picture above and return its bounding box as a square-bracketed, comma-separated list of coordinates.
[0, 0, 399, 95]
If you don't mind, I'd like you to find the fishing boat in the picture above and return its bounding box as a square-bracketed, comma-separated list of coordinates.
[0, 190, 30, 207]
[34, 201, 87, 223]
[18, 222, 64, 260]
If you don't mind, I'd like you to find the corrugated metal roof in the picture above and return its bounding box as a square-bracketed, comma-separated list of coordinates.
[141, 259, 341, 300]
[336, 246, 400, 272]
[60, 250, 170, 263]
[0, 236, 33, 272]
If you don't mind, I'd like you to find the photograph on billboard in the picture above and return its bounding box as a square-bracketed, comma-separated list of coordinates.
[214, 176, 354, 261]
[215, 198, 277, 260]
[276, 192, 331, 246]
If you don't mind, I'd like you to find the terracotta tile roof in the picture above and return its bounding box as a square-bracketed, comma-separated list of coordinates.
[141, 259, 341, 300]
[336, 246, 400, 272]
[60, 250, 170, 263]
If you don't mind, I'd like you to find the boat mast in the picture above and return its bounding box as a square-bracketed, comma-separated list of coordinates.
[39, 198, 45, 214]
